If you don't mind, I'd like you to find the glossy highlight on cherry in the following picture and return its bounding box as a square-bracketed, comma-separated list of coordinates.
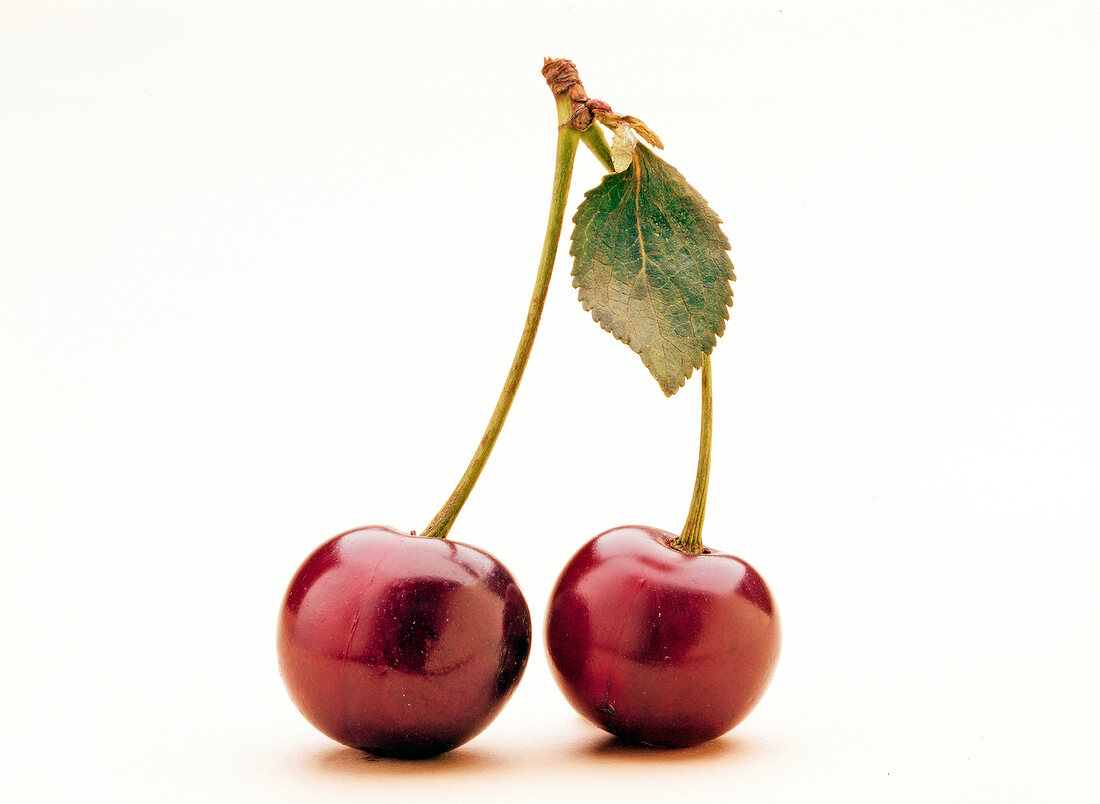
[277, 526, 532, 759]
[545, 525, 780, 748]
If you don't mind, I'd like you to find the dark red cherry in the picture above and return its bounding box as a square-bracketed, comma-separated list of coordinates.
[277, 526, 532, 758]
[545, 525, 780, 748]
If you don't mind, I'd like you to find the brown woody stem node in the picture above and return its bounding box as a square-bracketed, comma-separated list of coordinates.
[542, 57, 610, 132]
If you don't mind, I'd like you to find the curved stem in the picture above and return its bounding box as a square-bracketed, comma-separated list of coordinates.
[673, 354, 713, 554]
[420, 116, 580, 539]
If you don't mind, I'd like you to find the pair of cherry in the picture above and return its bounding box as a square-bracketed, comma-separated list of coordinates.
[276, 57, 780, 760]
[277, 520, 779, 759]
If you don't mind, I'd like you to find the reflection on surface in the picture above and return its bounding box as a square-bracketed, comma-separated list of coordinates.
[580, 732, 751, 763]
[309, 744, 499, 777]
[305, 728, 755, 780]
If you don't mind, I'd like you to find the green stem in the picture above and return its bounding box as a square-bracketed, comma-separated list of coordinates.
[420, 103, 580, 540]
[580, 124, 616, 173]
[672, 354, 713, 554]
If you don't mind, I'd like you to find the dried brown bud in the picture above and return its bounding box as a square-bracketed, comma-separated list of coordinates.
[586, 98, 613, 116]
[542, 57, 607, 131]
[542, 58, 581, 97]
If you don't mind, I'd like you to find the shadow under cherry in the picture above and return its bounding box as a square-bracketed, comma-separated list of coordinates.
[578, 731, 754, 765]
[308, 744, 502, 778]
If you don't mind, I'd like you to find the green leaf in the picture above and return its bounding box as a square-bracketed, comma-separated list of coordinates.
[570, 143, 735, 396]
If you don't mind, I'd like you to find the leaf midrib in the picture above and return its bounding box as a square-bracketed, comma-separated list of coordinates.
[633, 154, 697, 354]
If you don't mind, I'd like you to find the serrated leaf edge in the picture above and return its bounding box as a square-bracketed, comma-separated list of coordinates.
[569, 147, 735, 396]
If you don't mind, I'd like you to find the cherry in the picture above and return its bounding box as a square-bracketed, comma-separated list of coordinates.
[545, 350, 780, 747]
[275, 64, 600, 757]
[545, 524, 780, 748]
[277, 526, 531, 758]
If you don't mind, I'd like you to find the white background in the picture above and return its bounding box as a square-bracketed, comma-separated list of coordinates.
[3, 1, 1098, 801]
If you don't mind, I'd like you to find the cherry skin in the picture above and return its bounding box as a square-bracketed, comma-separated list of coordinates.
[277, 526, 532, 759]
[545, 525, 780, 748]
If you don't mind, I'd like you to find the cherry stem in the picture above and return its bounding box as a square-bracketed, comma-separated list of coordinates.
[420, 97, 580, 540]
[580, 124, 615, 173]
[673, 354, 713, 554]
